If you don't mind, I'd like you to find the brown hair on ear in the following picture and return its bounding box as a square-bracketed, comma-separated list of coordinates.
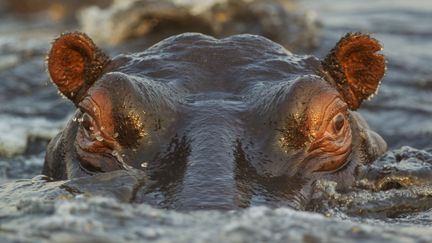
[47, 32, 110, 103]
[321, 33, 385, 110]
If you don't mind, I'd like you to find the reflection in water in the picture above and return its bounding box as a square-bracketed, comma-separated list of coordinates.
[234, 141, 308, 209]
[138, 135, 190, 209]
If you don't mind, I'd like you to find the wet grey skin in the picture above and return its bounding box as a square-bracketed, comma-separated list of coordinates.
[42, 32, 387, 210]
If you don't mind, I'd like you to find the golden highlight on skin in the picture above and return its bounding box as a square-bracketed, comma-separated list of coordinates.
[279, 91, 353, 174]
[127, 111, 148, 139]
[278, 114, 309, 151]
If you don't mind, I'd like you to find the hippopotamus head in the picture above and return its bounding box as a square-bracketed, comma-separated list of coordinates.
[43, 32, 387, 209]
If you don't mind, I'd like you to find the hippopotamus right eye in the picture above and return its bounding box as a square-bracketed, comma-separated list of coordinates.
[74, 108, 123, 173]
[80, 113, 96, 137]
[75, 89, 120, 149]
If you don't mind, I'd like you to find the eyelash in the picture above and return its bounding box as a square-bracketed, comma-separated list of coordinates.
[76, 112, 99, 140]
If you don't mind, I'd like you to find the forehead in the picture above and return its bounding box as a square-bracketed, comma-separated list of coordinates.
[106, 33, 321, 95]
[81, 34, 343, 154]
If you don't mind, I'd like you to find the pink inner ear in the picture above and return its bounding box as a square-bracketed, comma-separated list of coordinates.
[48, 43, 86, 97]
[336, 36, 385, 102]
[47, 32, 110, 103]
[322, 33, 385, 110]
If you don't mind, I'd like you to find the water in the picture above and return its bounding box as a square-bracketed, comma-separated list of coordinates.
[0, 0, 432, 242]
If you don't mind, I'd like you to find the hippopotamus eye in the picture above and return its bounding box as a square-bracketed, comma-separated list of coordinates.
[332, 113, 346, 134]
[81, 113, 93, 132]
[79, 112, 110, 145]
[306, 109, 352, 173]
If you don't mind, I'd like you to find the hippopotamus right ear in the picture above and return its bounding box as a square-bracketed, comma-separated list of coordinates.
[321, 33, 385, 110]
[47, 32, 110, 104]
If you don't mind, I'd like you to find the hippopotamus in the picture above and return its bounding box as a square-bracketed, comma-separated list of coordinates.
[42, 32, 387, 210]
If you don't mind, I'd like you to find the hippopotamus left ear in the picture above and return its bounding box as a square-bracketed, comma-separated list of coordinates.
[321, 33, 385, 110]
[47, 32, 110, 104]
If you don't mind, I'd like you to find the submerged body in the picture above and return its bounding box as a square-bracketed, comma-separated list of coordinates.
[43, 32, 387, 209]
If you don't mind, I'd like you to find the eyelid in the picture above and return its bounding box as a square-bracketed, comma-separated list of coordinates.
[77, 111, 119, 151]
[326, 100, 348, 123]
[81, 113, 95, 129]
[77, 97, 108, 138]
[78, 112, 97, 141]
[330, 111, 347, 127]
[312, 98, 348, 140]
[78, 97, 100, 119]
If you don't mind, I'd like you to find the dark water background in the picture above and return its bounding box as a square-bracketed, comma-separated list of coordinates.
[0, 0, 431, 242]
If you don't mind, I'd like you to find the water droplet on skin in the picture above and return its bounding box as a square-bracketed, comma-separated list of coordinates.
[94, 132, 103, 141]
[31, 175, 50, 182]
[141, 162, 148, 168]
[72, 117, 77, 122]
[96, 135, 104, 142]
[113, 132, 119, 138]
[111, 150, 132, 170]
[77, 117, 84, 123]
[101, 126, 105, 131]
[93, 107, 97, 112]
[90, 126, 94, 131]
